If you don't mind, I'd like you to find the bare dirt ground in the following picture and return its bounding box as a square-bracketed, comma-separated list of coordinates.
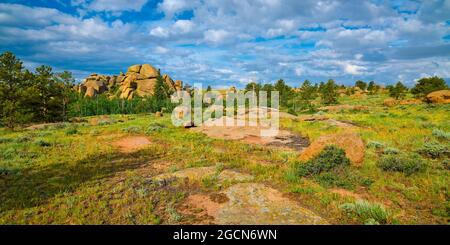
[112, 136, 152, 153]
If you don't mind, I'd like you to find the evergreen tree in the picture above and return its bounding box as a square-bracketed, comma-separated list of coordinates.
[411, 76, 448, 98]
[298, 80, 317, 111]
[355, 80, 367, 90]
[388, 81, 408, 99]
[0, 52, 33, 129]
[321, 79, 338, 105]
[54, 71, 75, 121]
[153, 75, 170, 111]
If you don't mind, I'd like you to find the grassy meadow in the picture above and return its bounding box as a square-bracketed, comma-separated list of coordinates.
[0, 93, 449, 224]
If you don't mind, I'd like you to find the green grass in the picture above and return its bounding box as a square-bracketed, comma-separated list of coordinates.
[0, 93, 449, 224]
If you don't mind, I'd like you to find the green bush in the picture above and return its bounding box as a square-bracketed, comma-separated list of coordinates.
[0, 138, 14, 144]
[65, 127, 79, 135]
[146, 123, 166, 133]
[2, 147, 17, 159]
[432, 129, 450, 141]
[442, 160, 450, 171]
[367, 141, 385, 149]
[14, 135, 33, 143]
[122, 126, 142, 134]
[377, 154, 426, 175]
[314, 172, 353, 189]
[417, 142, 449, 159]
[34, 139, 51, 147]
[340, 200, 389, 224]
[382, 147, 400, 155]
[297, 145, 350, 177]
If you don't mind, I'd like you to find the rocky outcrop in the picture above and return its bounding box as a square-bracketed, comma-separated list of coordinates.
[78, 64, 182, 99]
[426, 90, 450, 104]
[299, 132, 365, 166]
[77, 74, 110, 97]
[383, 98, 397, 107]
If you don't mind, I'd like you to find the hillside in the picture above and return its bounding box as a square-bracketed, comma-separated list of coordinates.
[1, 92, 449, 224]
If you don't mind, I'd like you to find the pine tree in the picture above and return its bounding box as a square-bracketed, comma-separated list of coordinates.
[321, 79, 338, 105]
[388, 81, 408, 99]
[0, 52, 33, 129]
[411, 76, 447, 98]
[153, 75, 170, 111]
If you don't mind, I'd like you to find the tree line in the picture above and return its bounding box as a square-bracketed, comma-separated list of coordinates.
[0, 52, 173, 130]
[244, 76, 448, 115]
[1, 51, 448, 129]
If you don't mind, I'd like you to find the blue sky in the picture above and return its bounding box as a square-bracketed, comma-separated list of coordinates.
[0, 0, 449, 88]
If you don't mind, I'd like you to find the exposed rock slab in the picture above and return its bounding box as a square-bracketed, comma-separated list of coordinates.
[182, 183, 326, 224]
[426, 90, 450, 104]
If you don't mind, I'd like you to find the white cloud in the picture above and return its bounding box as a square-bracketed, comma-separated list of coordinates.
[158, 0, 191, 18]
[344, 63, 367, 75]
[203, 29, 231, 44]
[72, 0, 148, 14]
[173, 20, 194, 34]
[294, 67, 303, 76]
[154, 46, 169, 54]
[150, 26, 170, 38]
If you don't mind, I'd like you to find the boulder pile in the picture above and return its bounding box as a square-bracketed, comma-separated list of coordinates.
[76, 64, 182, 99]
[426, 90, 450, 104]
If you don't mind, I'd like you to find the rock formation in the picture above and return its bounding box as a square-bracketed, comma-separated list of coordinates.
[426, 90, 450, 104]
[299, 132, 365, 166]
[78, 64, 182, 99]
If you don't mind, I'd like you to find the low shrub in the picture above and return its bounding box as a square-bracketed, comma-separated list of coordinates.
[34, 139, 51, 147]
[122, 126, 142, 134]
[146, 123, 166, 133]
[65, 127, 79, 135]
[432, 129, 450, 141]
[442, 159, 450, 171]
[2, 147, 17, 159]
[340, 200, 389, 224]
[297, 145, 350, 177]
[382, 147, 400, 155]
[14, 135, 33, 143]
[366, 141, 385, 149]
[377, 154, 426, 175]
[0, 137, 14, 144]
[417, 142, 449, 159]
[314, 171, 353, 189]
[0, 167, 15, 176]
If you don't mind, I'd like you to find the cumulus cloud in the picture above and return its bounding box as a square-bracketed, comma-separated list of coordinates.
[1, 0, 449, 87]
[71, 0, 149, 15]
[203, 29, 231, 44]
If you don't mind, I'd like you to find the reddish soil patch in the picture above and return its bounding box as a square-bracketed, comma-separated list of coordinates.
[113, 136, 151, 153]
